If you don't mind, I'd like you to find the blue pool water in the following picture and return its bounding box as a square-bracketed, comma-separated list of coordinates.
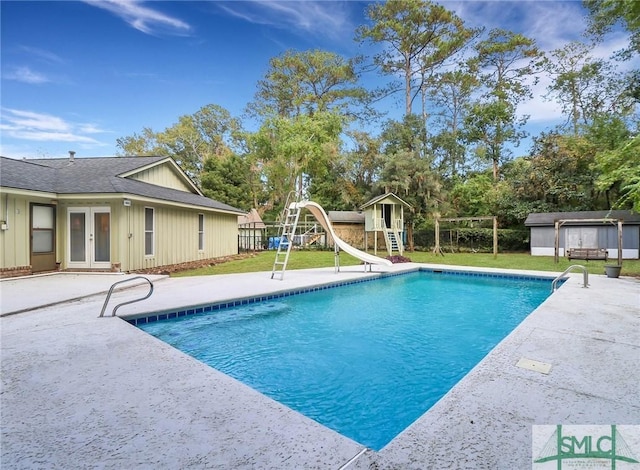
[138, 270, 552, 450]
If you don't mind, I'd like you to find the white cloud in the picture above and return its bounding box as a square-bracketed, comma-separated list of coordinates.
[4, 66, 50, 84]
[0, 108, 108, 145]
[216, 1, 355, 42]
[18, 46, 65, 64]
[83, 0, 191, 36]
[520, 2, 587, 51]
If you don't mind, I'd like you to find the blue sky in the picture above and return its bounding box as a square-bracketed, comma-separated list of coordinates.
[0, 1, 635, 160]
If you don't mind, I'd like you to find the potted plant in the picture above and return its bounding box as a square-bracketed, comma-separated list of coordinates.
[604, 264, 622, 278]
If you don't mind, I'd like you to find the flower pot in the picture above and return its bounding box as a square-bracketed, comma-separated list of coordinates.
[604, 265, 622, 278]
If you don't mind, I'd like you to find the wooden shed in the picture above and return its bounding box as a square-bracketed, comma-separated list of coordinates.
[524, 210, 640, 261]
[327, 210, 365, 249]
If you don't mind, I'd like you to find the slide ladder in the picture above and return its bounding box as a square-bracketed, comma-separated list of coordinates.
[271, 193, 302, 280]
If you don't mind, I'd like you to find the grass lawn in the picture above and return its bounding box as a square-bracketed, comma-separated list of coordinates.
[173, 250, 640, 277]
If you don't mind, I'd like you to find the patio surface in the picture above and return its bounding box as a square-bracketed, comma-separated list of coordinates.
[1, 264, 639, 469]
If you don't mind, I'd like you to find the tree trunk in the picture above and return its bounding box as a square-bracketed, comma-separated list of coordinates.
[407, 223, 414, 252]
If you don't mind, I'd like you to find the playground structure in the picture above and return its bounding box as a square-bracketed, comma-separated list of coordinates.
[271, 194, 392, 280]
[360, 193, 411, 257]
[433, 216, 498, 258]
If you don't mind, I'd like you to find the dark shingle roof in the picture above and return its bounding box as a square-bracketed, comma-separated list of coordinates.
[0, 156, 245, 214]
[524, 210, 640, 226]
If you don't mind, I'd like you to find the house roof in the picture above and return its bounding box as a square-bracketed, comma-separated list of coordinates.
[360, 192, 412, 209]
[328, 211, 365, 224]
[238, 208, 266, 228]
[0, 156, 245, 215]
[524, 210, 640, 226]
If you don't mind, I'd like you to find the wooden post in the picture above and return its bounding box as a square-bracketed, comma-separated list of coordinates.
[433, 218, 440, 255]
[618, 220, 623, 266]
[554, 220, 560, 263]
[493, 216, 498, 259]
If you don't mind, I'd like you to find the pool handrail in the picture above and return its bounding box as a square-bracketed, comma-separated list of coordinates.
[551, 265, 588, 292]
[99, 276, 154, 317]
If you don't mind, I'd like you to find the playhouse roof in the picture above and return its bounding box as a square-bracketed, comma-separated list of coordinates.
[360, 192, 411, 209]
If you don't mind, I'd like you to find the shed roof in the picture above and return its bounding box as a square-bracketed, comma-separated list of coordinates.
[0, 156, 245, 214]
[328, 211, 365, 224]
[524, 210, 640, 226]
[238, 208, 266, 228]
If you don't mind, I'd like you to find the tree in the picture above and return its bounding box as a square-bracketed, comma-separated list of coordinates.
[376, 115, 442, 250]
[584, 0, 640, 59]
[158, 104, 242, 180]
[586, 115, 639, 210]
[247, 49, 367, 119]
[466, 29, 542, 181]
[200, 153, 258, 211]
[449, 172, 494, 216]
[116, 127, 163, 156]
[116, 104, 242, 183]
[522, 133, 601, 211]
[463, 100, 526, 181]
[250, 111, 344, 217]
[356, 0, 477, 118]
[428, 67, 480, 180]
[476, 29, 541, 103]
[115, 104, 264, 209]
[595, 135, 640, 211]
[309, 131, 383, 210]
[544, 42, 637, 134]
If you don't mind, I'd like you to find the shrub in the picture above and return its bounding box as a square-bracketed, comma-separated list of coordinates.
[386, 255, 412, 263]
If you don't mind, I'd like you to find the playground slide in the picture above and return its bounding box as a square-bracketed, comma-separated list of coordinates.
[295, 201, 393, 267]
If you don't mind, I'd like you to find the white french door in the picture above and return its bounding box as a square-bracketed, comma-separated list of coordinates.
[67, 207, 111, 269]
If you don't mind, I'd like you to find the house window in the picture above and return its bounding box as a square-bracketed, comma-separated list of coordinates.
[198, 213, 205, 251]
[144, 207, 154, 256]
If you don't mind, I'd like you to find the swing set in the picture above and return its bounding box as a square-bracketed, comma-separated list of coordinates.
[433, 216, 498, 258]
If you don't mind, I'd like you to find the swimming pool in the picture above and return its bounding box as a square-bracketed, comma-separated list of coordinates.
[137, 270, 553, 450]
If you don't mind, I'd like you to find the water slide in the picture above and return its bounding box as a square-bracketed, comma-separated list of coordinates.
[294, 200, 393, 267]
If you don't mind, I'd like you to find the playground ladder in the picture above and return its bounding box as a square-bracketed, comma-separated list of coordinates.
[383, 228, 403, 256]
[387, 231, 399, 252]
[271, 192, 302, 280]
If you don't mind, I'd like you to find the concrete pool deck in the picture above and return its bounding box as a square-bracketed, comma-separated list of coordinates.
[1, 264, 639, 468]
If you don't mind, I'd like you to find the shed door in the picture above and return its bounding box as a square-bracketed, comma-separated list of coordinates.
[30, 204, 57, 272]
[68, 207, 111, 269]
[566, 227, 598, 249]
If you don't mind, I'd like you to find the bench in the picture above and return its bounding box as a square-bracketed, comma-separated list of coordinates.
[566, 248, 608, 261]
